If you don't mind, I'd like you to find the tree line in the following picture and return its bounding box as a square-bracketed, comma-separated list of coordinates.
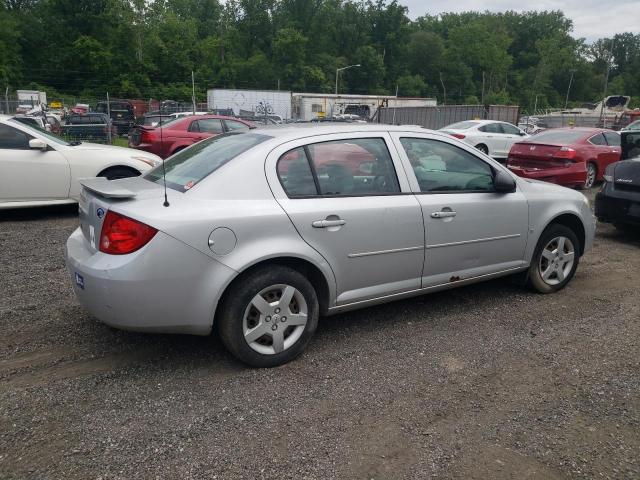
[1, 0, 639, 110]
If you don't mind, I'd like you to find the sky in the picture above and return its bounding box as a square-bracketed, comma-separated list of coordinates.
[400, 0, 640, 42]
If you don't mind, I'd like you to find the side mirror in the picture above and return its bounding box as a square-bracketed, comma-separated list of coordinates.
[519, 131, 527, 136]
[494, 169, 517, 193]
[29, 138, 48, 152]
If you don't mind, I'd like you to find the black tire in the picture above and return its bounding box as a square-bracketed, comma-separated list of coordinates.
[527, 224, 580, 293]
[475, 144, 489, 155]
[98, 166, 140, 180]
[217, 266, 319, 367]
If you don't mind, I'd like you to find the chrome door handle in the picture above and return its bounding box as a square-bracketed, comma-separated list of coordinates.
[431, 211, 457, 219]
[312, 219, 346, 228]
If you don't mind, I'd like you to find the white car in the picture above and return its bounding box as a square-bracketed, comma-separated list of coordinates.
[0, 115, 161, 209]
[439, 120, 529, 161]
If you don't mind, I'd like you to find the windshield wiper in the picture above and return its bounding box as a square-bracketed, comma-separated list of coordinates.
[69, 141, 82, 146]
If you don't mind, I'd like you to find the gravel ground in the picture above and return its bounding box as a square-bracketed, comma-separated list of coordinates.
[1, 190, 639, 480]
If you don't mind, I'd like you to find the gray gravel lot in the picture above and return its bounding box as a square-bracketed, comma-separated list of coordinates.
[1, 190, 639, 479]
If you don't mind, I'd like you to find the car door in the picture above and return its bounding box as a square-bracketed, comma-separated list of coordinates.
[0, 123, 70, 201]
[588, 133, 616, 175]
[603, 131, 622, 168]
[499, 123, 528, 157]
[477, 123, 506, 157]
[266, 132, 425, 305]
[390, 132, 529, 288]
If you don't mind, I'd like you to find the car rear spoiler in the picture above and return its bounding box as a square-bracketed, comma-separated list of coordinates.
[79, 178, 138, 199]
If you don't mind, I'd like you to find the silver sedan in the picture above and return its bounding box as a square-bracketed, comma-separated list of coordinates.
[66, 124, 596, 367]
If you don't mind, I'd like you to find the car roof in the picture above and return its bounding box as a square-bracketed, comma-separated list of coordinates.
[251, 123, 436, 144]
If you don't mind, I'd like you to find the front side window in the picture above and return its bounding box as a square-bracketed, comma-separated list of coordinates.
[276, 137, 401, 197]
[225, 120, 250, 131]
[589, 133, 607, 146]
[0, 124, 33, 149]
[604, 132, 620, 146]
[500, 123, 521, 135]
[400, 137, 494, 193]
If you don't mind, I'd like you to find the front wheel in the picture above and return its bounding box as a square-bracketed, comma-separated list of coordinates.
[527, 224, 580, 293]
[217, 266, 319, 367]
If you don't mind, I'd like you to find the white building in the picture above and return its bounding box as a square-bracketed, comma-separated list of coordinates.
[292, 93, 436, 121]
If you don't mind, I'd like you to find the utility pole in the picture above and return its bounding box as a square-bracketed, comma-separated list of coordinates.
[4, 86, 9, 115]
[481, 71, 485, 105]
[599, 38, 615, 128]
[106, 92, 112, 144]
[191, 71, 196, 115]
[439, 72, 446, 105]
[564, 69, 576, 110]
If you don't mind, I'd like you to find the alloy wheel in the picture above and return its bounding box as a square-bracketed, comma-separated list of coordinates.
[538, 236, 575, 286]
[585, 163, 596, 189]
[242, 284, 308, 355]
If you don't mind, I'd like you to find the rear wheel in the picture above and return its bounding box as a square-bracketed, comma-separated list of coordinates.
[527, 224, 580, 293]
[583, 162, 597, 189]
[217, 266, 319, 367]
[475, 144, 489, 155]
[97, 166, 140, 180]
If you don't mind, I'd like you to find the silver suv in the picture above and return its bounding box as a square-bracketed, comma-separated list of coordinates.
[66, 125, 595, 367]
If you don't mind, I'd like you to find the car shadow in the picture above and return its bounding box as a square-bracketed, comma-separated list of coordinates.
[0, 204, 78, 222]
[597, 223, 640, 247]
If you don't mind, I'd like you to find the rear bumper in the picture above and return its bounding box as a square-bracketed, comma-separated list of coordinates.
[595, 185, 640, 225]
[507, 163, 586, 188]
[65, 227, 237, 335]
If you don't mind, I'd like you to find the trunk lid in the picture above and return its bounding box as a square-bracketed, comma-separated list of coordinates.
[78, 177, 165, 252]
[613, 160, 640, 190]
[508, 142, 574, 169]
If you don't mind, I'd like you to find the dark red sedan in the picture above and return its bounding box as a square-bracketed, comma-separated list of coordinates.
[129, 114, 255, 158]
[506, 128, 621, 189]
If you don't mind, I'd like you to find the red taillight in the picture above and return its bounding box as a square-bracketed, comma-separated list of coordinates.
[450, 133, 466, 139]
[99, 211, 157, 255]
[553, 146, 576, 160]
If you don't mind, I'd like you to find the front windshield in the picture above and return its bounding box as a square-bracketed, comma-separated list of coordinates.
[145, 132, 272, 192]
[8, 118, 70, 146]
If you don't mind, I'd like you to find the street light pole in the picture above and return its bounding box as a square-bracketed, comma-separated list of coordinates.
[335, 64, 361, 95]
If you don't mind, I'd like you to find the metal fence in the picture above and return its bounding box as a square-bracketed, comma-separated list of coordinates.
[377, 104, 520, 129]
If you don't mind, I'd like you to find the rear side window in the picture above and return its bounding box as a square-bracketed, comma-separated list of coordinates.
[0, 124, 33, 149]
[589, 134, 607, 146]
[603, 132, 620, 146]
[197, 119, 224, 133]
[277, 138, 401, 197]
[145, 132, 271, 192]
[400, 137, 494, 193]
[478, 123, 502, 134]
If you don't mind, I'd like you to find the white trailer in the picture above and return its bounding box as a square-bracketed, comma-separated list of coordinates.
[207, 89, 292, 120]
[17, 90, 47, 106]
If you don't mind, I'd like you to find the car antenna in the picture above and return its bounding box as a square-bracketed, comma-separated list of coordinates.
[160, 113, 169, 207]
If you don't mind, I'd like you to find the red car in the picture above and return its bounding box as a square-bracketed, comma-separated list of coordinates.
[129, 115, 255, 158]
[506, 128, 621, 189]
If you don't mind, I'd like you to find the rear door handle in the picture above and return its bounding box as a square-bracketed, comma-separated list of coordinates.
[312, 219, 346, 228]
[431, 211, 457, 219]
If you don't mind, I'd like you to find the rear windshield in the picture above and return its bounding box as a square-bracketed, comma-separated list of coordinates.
[528, 130, 586, 144]
[145, 132, 271, 192]
[441, 121, 479, 130]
